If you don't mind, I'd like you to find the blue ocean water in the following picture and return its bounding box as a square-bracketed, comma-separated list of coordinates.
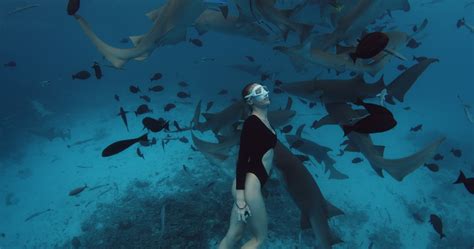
[0, 0, 473, 248]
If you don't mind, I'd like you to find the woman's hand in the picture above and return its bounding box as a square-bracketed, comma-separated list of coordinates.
[235, 199, 252, 223]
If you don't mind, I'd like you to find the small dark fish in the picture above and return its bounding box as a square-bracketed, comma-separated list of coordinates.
[349, 32, 389, 63]
[274, 79, 283, 86]
[424, 163, 439, 172]
[69, 184, 87, 196]
[135, 104, 152, 116]
[352, 157, 363, 164]
[179, 136, 189, 143]
[433, 153, 443, 161]
[410, 124, 422, 132]
[218, 89, 228, 95]
[343, 98, 397, 136]
[413, 55, 428, 62]
[136, 147, 145, 159]
[403, 106, 411, 110]
[102, 133, 148, 157]
[206, 101, 214, 112]
[140, 95, 151, 103]
[149, 85, 164, 92]
[164, 103, 176, 112]
[189, 38, 203, 47]
[177, 91, 191, 98]
[406, 38, 421, 48]
[67, 0, 80, 15]
[245, 55, 255, 62]
[456, 18, 465, 28]
[72, 70, 90, 80]
[453, 170, 474, 194]
[1, 232, 5, 238]
[139, 137, 157, 147]
[91, 62, 102, 79]
[273, 88, 283, 94]
[281, 125, 293, 133]
[114, 94, 120, 102]
[178, 81, 189, 87]
[4, 61, 16, 67]
[397, 64, 407, 71]
[142, 117, 169, 132]
[119, 37, 129, 43]
[129, 85, 141, 93]
[290, 140, 304, 149]
[429, 214, 446, 239]
[261, 73, 271, 81]
[117, 107, 129, 132]
[450, 148, 462, 157]
[150, 73, 162, 81]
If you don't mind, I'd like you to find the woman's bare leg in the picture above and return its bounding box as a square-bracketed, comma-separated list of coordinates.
[240, 173, 268, 249]
[218, 179, 246, 249]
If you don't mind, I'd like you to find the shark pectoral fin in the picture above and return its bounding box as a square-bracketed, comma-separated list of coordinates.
[194, 25, 208, 36]
[326, 199, 344, 218]
[344, 143, 360, 152]
[300, 212, 311, 230]
[327, 165, 349, 180]
[129, 35, 146, 47]
[202, 113, 217, 121]
[145, 7, 163, 22]
[385, 94, 395, 105]
[330, 233, 344, 245]
[371, 164, 384, 177]
[134, 52, 151, 61]
[374, 145, 385, 157]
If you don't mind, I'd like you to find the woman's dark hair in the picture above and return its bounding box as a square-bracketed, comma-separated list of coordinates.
[241, 82, 256, 101]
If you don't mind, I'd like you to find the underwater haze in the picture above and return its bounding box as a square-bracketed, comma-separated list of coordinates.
[0, 0, 473, 248]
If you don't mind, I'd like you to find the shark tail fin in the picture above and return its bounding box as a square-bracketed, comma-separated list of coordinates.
[454, 170, 466, 184]
[75, 15, 129, 68]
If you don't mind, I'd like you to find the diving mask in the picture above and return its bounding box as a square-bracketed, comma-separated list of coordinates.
[244, 84, 269, 102]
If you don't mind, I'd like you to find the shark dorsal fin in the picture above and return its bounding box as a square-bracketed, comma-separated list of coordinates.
[145, 7, 163, 22]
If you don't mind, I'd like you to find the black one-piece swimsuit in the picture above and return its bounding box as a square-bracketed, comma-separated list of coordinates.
[236, 114, 277, 190]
